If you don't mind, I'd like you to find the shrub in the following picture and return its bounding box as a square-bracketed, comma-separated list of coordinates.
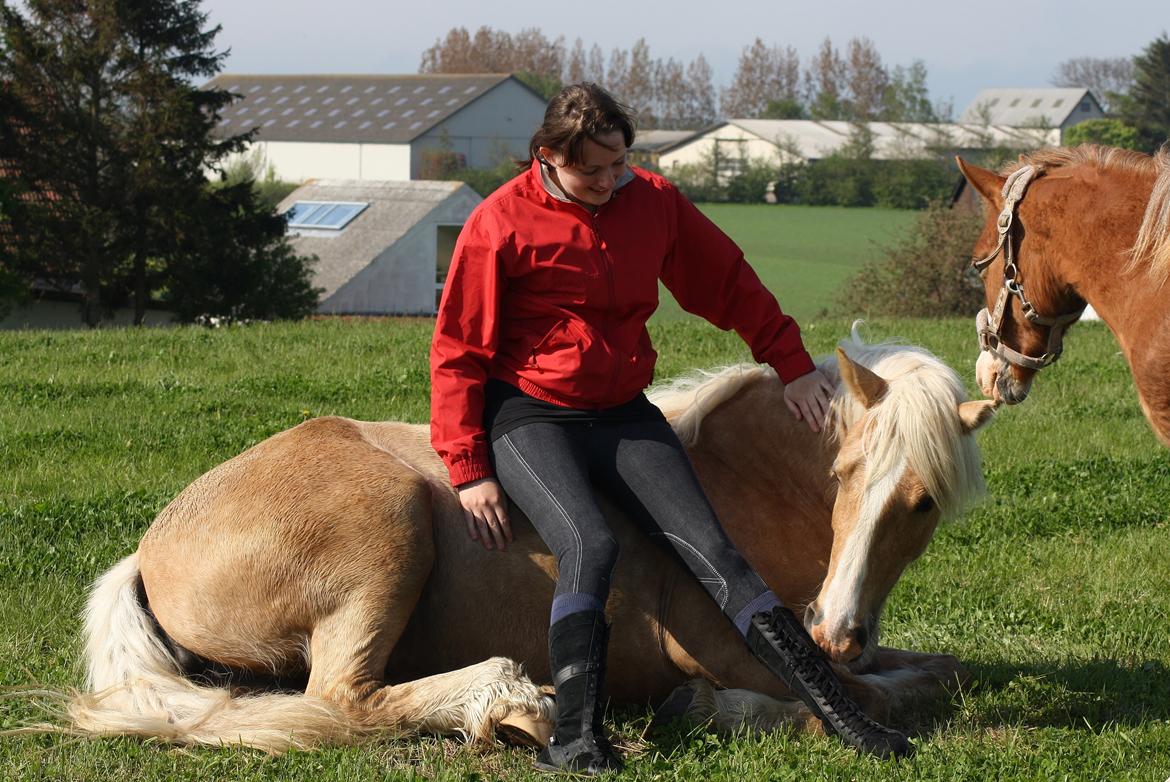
[725, 158, 779, 203]
[1063, 119, 1141, 150]
[835, 200, 985, 317]
[871, 159, 955, 209]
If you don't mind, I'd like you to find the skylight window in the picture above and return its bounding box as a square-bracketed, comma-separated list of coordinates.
[286, 201, 369, 231]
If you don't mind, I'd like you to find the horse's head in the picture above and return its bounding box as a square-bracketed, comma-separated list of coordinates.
[957, 155, 1097, 405]
[805, 344, 997, 669]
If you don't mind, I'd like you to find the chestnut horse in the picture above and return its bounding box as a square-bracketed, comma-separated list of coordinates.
[958, 145, 1170, 445]
[45, 333, 995, 753]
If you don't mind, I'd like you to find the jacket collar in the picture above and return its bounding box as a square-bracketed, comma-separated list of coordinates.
[533, 158, 635, 206]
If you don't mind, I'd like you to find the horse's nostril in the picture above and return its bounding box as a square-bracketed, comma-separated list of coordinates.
[805, 604, 824, 627]
[853, 624, 869, 650]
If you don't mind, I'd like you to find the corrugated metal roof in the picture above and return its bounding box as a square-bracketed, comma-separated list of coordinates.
[630, 129, 698, 152]
[959, 88, 1097, 127]
[717, 119, 1059, 160]
[204, 74, 520, 144]
[277, 179, 476, 299]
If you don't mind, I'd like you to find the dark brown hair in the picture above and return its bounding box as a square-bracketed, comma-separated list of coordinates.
[528, 83, 636, 167]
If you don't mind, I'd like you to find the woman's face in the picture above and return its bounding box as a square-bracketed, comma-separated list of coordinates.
[540, 130, 628, 207]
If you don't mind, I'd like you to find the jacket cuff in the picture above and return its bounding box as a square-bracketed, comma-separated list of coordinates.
[447, 455, 495, 488]
[771, 351, 817, 384]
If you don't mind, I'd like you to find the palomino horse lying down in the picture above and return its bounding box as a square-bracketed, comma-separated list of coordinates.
[56, 334, 995, 753]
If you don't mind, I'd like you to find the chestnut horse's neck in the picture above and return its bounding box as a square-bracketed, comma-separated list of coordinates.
[1025, 164, 1161, 340]
[661, 372, 836, 610]
[1018, 156, 1170, 442]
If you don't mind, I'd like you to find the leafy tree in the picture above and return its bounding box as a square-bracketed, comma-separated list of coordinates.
[883, 61, 937, 122]
[165, 180, 320, 322]
[1063, 118, 1140, 150]
[763, 98, 806, 119]
[1, 0, 314, 326]
[1115, 33, 1170, 152]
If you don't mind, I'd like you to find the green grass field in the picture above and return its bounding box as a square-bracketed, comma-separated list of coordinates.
[2, 316, 1169, 781]
[654, 204, 917, 322]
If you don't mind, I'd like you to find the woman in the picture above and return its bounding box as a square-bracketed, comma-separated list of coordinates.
[430, 83, 910, 773]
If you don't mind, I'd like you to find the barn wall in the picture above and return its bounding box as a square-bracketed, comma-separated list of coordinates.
[413, 80, 546, 175]
[232, 140, 412, 183]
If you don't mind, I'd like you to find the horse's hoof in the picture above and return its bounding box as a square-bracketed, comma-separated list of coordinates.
[497, 710, 554, 748]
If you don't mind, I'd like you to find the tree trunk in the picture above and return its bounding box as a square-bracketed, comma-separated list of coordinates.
[82, 263, 102, 328]
[133, 247, 147, 326]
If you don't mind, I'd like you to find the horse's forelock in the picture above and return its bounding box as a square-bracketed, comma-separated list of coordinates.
[826, 336, 986, 519]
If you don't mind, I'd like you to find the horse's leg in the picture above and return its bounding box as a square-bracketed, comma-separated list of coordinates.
[298, 476, 554, 743]
[649, 678, 811, 736]
[653, 574, 946, 735]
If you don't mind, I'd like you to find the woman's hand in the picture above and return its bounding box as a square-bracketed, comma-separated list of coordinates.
[783, 369, 836, 433]
[457, 477, 513, 551]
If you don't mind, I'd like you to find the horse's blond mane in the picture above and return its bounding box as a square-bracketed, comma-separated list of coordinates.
[1005, 144, 1170, 285]
[647, 329, 985, 519]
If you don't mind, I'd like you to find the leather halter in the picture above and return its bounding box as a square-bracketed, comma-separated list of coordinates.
[972, 165, 1085, 371]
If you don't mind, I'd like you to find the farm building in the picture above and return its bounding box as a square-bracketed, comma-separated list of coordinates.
[279, 179, 481, 316]
[628, 129, 699, 168]
[959, 88, 1104, 139]
[657, 119, 1060, 178]
[206, 74, 546, 183]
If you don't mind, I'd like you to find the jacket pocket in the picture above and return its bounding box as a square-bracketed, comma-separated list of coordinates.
[527, 319, 568, 369]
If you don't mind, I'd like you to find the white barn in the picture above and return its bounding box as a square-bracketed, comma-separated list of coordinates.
[657, 119, 1060, 178]
[206, 74, 547, 183]
[279, 179, 481, 316]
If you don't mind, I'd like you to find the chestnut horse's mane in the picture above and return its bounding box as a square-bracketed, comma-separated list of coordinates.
[648, 329, 986, 519]
[1004, 144, 1170, 284]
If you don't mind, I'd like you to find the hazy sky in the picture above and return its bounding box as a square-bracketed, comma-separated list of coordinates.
[200, 0, 1166, 114]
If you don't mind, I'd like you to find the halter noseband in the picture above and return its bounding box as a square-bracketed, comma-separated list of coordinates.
[972, 165, 1085, 372]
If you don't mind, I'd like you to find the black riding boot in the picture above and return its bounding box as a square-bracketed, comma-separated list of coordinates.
[535, 611, 624, 775]
[747, 606, 914, 759]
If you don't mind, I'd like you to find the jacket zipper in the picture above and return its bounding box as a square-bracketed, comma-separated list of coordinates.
[592, 208, 624, 403]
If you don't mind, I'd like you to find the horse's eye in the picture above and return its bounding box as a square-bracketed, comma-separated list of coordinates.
[914, 496, 935, 513]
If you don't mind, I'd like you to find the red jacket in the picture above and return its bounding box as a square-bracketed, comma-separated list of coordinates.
[430, 161, 815, 487]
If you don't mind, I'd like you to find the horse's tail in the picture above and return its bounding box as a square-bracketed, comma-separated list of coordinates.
[67, 553, 360, 753]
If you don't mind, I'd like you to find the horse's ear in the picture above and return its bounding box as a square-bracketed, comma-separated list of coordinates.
[958, 399, 998, 434]
[836, 347, 888, 409]
[955, 157, 1006, 209]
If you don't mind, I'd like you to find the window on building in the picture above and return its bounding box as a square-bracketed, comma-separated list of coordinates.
[435, 224, 463, 311]
[988, 98, 1000, 106]
[1080, 100, 1091, 111]
[1010, 98, 1021, 107]
[1052, 99, 1064, 108]
[285, 201, 369, 231]
[1031, 98, 1042, 108]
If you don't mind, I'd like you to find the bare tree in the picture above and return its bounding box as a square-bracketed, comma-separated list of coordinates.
[419, 26, 564, 97]
[607, 47, 630, 97]
[721, 38, 802, 118]
[566, 38, 587, 84]
[655, 57, 689, 130]
[587, 44, 607, 84]
[419, 27, 474, 72]
[625, 38, 657, 126]
[686, 54, 717, 127]
[1051, 56, 1134, 112]
[805, 37, 846, 119]
[843, 37, 888, 120]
